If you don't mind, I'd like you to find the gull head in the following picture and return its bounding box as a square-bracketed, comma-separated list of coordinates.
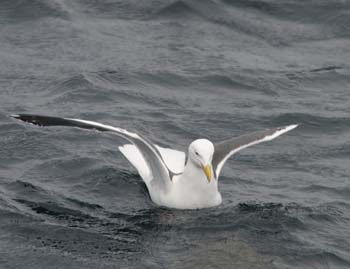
[188, 139, 214, 182]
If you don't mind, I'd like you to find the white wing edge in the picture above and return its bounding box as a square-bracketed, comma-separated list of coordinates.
[216, 124, 298, 176]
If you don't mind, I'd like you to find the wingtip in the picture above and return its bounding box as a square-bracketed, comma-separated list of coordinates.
[10, 114, 21, 119]
[285, 124, 299, 131]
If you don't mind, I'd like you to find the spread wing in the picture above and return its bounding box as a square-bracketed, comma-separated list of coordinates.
[11, 114, 175, 192]
[212, 125, 298, 178]
[118, 144, 185, 185]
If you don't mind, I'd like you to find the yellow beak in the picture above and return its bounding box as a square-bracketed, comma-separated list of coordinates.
[202, 164, 212, 183]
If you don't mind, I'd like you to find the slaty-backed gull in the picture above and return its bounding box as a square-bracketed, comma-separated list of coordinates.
[12, 114, 297, 209]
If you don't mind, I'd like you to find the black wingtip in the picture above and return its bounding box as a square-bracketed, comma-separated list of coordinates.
[10, 114, 104, 130]
[11, 114, 29, 122]
[10, 114, 48, 126]
[11, 114, 33, 122]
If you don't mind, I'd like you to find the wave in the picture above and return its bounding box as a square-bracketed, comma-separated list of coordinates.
[69, 0, 155, 20]
[291, 251, 350, 269]
[45, 74, 117, 104]
[272, 113, 350, 133]
[300, 184, 350, 200]
[151, 0, 329, 45]
[153, 0, 204, 20]
[15, 198, 94, 221]
[0, 0, 70, 21]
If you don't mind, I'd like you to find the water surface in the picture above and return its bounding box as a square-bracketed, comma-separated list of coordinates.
[1, 0, 350, 268]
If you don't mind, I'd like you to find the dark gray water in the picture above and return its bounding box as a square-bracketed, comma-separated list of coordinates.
[1, 0, 350, 268]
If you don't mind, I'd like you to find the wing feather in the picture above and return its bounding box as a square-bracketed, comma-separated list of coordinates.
[12, 114, 172, 191]
[212, 125, 298, 178]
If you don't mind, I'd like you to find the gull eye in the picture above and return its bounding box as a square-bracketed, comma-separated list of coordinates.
[195, 151, 199, 156]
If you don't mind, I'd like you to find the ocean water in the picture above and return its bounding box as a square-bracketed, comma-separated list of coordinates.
[1, 0, 350, 268]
